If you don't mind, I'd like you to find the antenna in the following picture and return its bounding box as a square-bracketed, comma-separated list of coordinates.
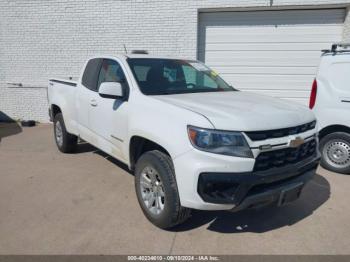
[123, 44, 128, 54]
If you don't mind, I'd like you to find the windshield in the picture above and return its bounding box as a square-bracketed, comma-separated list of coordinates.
[127, 58, 236, 95]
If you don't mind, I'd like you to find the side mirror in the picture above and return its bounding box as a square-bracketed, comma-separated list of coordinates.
[99, 82, 124, 99]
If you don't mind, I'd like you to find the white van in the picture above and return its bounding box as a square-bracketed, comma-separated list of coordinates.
[311, 43, 350, 174]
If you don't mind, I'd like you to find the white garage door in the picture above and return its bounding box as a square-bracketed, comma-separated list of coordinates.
[198, 9, 345, 105]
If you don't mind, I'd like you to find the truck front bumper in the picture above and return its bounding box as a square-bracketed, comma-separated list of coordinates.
[198, 156, 318, 211]
[173, 149, 320, 211]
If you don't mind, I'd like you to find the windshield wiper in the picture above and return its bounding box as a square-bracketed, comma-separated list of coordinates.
[154, 88, 234, 95]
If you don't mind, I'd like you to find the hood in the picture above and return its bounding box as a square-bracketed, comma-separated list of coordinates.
[154, 91, 315, 131]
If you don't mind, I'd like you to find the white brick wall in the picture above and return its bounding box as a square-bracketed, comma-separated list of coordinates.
[1, 0, 350, 122]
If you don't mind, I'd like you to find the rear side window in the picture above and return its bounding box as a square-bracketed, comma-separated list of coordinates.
[82, 58, 102, 91]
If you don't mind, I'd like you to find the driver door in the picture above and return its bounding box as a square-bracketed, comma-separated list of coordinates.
[88, 58, 129, 161]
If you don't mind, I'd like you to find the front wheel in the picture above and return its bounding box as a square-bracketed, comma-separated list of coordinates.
[134, 150, 191, 229]
[320, 132, 350, 174]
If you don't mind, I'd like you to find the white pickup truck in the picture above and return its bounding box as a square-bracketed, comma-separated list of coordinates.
[48, 52, 320, 229]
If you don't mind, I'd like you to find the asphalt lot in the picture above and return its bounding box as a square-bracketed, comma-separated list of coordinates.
[0, 123, 350, 255]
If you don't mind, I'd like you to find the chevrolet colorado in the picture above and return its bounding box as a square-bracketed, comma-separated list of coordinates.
[48, 53, 320, 229]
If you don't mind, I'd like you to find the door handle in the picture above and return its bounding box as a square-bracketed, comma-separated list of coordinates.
[90, 99, 98, 107]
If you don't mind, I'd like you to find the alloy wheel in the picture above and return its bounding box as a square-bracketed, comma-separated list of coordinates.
[139, 166, 165, 215]
[55, 121, 63, 147]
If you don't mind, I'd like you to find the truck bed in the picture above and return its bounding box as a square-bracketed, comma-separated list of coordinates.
[47, 78, 79, 134]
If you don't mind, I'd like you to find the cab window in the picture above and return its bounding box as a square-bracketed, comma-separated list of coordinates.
[82, 58, 102, 91]
[97, 59, 126, 90]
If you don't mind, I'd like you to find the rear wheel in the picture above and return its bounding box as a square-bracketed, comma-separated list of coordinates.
[134, 150, 191, 229]
[53, 113, 78, 153]
[320, 132, 350, 174]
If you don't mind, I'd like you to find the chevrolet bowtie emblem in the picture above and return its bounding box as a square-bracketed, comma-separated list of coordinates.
[289, 137, 305, 148]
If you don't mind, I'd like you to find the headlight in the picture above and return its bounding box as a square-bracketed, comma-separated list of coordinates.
[187, 126, 253, 158]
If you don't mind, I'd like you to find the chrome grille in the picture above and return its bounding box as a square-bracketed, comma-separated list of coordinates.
[245, 121, 316, 141]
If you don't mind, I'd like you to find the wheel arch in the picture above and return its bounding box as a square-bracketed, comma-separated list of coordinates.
[319, 125, 350, 140]
[129, 136, 171, 171]
[51, 104, 62, 120]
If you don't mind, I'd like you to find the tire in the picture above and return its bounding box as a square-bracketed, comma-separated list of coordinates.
[53, 113, 78, 153]
[319, 132, 350, 174]
[21, 120, 36, 127]
[134, 150, 191, 229]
